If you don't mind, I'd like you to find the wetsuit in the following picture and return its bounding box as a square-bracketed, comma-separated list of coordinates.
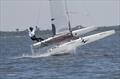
[28, 27, 44, 42]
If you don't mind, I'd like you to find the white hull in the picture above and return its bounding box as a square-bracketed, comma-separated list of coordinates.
[48, 30, 115, 56]
[33, 26, 98, 47]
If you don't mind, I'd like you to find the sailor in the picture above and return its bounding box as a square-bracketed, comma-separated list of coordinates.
[28, 27, 44, 42]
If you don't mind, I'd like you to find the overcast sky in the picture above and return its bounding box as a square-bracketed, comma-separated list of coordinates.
[0, 0, 120, 31]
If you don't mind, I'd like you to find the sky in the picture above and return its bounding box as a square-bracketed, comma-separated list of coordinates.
[0, 0, 120, 31]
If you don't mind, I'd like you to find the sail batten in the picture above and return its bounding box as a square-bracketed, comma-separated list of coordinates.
[49, 0, 70, 34]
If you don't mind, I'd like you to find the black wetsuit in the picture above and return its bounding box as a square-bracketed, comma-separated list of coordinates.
[31, 35, 44, 42]
[28, 27, 44, 42]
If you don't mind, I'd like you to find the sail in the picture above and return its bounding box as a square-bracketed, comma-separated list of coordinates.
[49, 0, 70, 34]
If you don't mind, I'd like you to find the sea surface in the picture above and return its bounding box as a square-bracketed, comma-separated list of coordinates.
[0, 32, 120, 79]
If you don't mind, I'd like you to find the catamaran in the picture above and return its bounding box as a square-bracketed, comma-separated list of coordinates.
[31, 0, 115, 56]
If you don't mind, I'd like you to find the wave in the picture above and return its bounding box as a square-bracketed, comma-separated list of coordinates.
[15, 53, 52, 59]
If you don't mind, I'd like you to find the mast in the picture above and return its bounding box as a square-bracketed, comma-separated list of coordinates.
[64, 0, 73, 35]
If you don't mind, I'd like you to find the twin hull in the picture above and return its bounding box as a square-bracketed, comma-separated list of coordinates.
[48, 30, 115, 55]
[33, 26, 98, 48]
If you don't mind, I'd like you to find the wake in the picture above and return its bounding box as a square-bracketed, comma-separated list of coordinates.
[14, 52, 51, 59]
[15, 44, 77, 59]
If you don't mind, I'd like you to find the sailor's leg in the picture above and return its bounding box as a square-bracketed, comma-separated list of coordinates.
[31, 35, 44, 42]
[38, 37, 44, 41]
[31, 36, 39, 42]
[34, 37, 44, 42]
[36, 38, 40, 42]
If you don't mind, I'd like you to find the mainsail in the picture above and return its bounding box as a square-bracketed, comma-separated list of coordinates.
[49, 0, 71, 34]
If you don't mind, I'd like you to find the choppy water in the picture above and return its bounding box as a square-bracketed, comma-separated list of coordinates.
[0, 32, 120, 79]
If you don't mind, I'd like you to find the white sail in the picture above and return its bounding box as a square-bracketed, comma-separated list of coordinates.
[49, 0, 69, 34]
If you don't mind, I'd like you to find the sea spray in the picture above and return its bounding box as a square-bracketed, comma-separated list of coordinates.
[30, 45, 34, 55]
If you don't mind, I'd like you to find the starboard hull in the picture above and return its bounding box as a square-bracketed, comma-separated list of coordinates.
[47, 30, 115, 56]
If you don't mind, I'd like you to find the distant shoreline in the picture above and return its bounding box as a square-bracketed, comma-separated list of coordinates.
[0, 25, 120, 37]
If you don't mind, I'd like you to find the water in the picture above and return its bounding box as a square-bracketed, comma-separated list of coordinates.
[0, 33, 120, 79]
